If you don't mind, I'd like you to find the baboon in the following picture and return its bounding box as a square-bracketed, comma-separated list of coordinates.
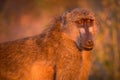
[0, 8, 97, 80]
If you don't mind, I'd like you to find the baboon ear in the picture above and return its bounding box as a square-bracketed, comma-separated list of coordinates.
[61, 10, 71, 25]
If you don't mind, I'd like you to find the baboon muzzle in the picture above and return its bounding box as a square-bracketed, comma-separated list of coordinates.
[83, 40, 94, 51]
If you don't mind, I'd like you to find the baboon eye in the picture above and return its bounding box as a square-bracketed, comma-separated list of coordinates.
[86, 19, 91, 23]
[86, 19, 94, 23]
[75, 20, 83, 24]
[86, 19, 94, 26]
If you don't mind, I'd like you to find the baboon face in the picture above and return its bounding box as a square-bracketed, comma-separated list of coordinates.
[62, 8, 97, 51]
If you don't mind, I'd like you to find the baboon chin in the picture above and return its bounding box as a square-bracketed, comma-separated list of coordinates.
[0, 8, 97, 80]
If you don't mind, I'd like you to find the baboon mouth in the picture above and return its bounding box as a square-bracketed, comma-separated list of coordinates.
[82, 44, 94, 51]
[78, 44, 94, 51]
[82, 46, 93, 51]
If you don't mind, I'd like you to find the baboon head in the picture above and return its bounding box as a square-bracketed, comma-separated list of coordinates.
[61, 8, 97, 51]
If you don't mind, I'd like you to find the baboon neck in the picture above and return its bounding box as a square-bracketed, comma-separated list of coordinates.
[79, 50, 93, 80]
[60, 32, 80, 51]
[81, 50, 92, 61]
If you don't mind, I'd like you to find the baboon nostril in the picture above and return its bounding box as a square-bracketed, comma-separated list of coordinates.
[87, 40, 93, 45]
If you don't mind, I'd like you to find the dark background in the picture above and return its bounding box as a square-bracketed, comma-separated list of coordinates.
[0, 0, 120, 80]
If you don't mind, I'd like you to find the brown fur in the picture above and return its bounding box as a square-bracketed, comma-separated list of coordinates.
[0, 8, 97, 80]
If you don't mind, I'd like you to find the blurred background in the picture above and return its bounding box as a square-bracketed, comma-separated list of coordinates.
[0, 0, 120, 80]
